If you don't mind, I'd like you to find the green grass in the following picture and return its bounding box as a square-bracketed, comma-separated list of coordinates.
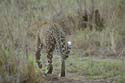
[42, 50, 125, 82]
[66, 54, 125, 82]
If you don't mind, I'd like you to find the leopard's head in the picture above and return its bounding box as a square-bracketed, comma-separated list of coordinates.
[64, 41, 72, 59]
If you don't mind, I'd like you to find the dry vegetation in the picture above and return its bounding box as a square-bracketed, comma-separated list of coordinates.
[0, 0, 125, 83]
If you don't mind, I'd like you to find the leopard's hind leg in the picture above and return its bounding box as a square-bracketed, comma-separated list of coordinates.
[46, 36, 56, 74]
[35, 33, 43, 69]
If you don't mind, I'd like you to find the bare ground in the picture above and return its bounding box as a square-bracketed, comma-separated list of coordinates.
[43, 73, 115, 83]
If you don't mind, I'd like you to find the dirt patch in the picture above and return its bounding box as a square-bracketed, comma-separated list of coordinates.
[44, 74, 84, 83]
[43, 74, 113, 83]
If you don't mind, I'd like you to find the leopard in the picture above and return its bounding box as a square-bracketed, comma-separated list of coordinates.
[35, 22, 72, 77]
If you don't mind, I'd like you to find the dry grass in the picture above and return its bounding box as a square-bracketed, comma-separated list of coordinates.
[0, 46, 46, 83]
[0, 0, 125, 82]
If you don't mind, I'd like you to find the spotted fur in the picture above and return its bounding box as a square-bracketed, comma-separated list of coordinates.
[35, 23, 71, 77]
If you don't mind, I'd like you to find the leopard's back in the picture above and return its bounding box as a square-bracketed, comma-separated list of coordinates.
[39, 23, 68, 57]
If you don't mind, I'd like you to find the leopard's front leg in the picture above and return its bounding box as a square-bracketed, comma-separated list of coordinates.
[46, 51, 53, 74]
[60, 58, 65, 77]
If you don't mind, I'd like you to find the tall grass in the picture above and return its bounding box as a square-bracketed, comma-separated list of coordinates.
[0, 46, 46, 83]
[0, 0, 125, 82]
